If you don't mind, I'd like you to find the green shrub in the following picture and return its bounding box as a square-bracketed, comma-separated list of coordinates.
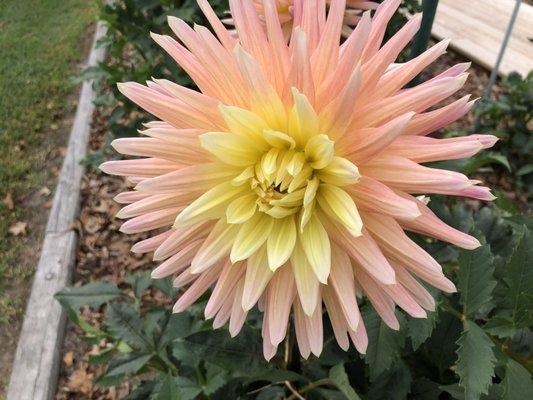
[56, 204, 533, 399]
[476, 72, 533, 192]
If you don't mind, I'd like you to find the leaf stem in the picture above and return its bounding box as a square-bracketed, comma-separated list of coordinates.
[286, 378, 334, 400]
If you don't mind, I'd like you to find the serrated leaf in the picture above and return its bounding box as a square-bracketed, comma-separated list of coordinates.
[106, 302, 153, 351]
[329, 363, 362, 400]
[178, 326, 268, 375]
[158, 312, 193, 348]
[55, 281, 123, 309]
[504, 226, 533, 329]
[502, 358, 533, 400]
[408, 310, 438, 350]
[367, 361, 412, 400]
[150, 374, 180, 400]
[457, 238, 495, 317]
[126, 271, 152, 299]
[203, 364, 229, 395]
[364, 308, 405, 380]
[174, 377, 202, 400]
[456, 321, 496, 400]
[123, 380, 156, 400]
[105, 353, 152, 377]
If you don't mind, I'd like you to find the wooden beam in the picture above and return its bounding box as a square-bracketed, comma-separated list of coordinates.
[431, 0, 533, 77]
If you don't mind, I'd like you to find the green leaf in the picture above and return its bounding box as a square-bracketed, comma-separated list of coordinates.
[457, 238, 495, 317]
[177, 326, 268, 375]
[150, 374, 180, 400]
[456, 321, 496, 400]
[504, 226, 533, 329]
[106, 302, 153, 351]
[88, 347, 115, 366]
[203, 364, 229, 395]
[123, 380, 156, 400]
[408, 310, 438, 350]
[158, 312, 193, 348]
[173, 377, 202, 400]
[244, 370, 307, 385]
[367, 361, 412, 400]
[55, 281, 123, 309]
[126, 271, 152, 299]
[105, 353, 152, 377]
[462, 153, 512, 174]
[364, 308, 405, 380]
[483, 316, 517, 339]
[502, 358, 533, 400]
[329, 363, 362, 400]
[257, 386, 285, 400]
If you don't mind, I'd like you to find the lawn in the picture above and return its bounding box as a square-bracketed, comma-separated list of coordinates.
[0, 0, 97, 392]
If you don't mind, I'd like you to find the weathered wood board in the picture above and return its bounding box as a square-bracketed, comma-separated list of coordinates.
[7, 21, 108, 400]
[432, 0, 533, 77]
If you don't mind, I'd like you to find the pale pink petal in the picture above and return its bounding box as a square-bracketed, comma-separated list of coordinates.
[346, 176, 421, 220]
[267, 265, 296, 346]
[173, 261, 224, 313]
[205, 260, 246, 319]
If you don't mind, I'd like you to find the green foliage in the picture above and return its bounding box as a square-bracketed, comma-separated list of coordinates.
[364, 309, 405, 380]
[476, 72, 533, 188]
[456, 321, 496, 400]
[457, 236, 495, 318]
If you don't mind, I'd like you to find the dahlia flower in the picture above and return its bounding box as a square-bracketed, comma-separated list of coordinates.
[224, 0, 378, 39]
[101, 0, 496, 360]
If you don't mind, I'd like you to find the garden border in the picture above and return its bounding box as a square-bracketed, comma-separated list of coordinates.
[7, 20, 108, 400]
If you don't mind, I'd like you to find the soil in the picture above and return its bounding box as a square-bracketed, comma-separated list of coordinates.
[0, 22, 97, 396]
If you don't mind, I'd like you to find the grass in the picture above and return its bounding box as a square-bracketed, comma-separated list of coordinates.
[0, 0, 97, 325]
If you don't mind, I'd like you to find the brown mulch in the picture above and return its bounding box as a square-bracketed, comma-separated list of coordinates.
[55, 45, 505, 399]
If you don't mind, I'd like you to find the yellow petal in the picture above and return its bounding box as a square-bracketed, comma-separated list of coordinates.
[226, 193, 258, 224]
[305, 134, 334, 169]
[290, 240, 320, 315]
[287, 152, 306, 176]
[317, 184, 363, 236]
[231, 166, 255, 186]
[200, 132, 261, 166]
[174, 182, 245, 227]
[267, 216, 297, 271]
[261, 148, 280, 176]
[299, 214, 331, 283]
[317, 156, 360, 186]
[299, 200, 315, 231]
[265, 206, 299, 218]
[288, 165, 313, 193]
[263, 130, 296, 150]
[231, 213, 274, 262]
[219, 104, 269, 143]
[304, 176, 319, 206]
[289, 88, 319, 147]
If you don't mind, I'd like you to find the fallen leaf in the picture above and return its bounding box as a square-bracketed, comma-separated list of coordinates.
[39, 186, 51, 197]
[63, 351, 74, 367]
[67, 362, 93, 394]
[2, 192, 14, 210]
[8, 221, 27, 236]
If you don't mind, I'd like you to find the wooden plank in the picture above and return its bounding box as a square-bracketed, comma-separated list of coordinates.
[7, 20, 108, 400]
[6, 232, 76, 400]
[431, 0, 533, 77]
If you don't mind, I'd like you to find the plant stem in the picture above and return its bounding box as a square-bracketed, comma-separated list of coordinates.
[286, 378, 334, 400]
